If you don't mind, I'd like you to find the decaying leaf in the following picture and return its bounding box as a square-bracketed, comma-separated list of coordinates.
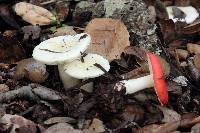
[21, 25, 41, 40]
[158, 106, 181, 123]
[87, 118, 105, 133]
[187, 57, 200, 81]
[0, 84, 9, 93]
[32, 87, 61, 100]
[15, 58, 48, 83]
[85, 18, 130, 62]
[187, 43, 200, 55]
[43, 123, 81, 133]
[182, 21, 200, 34]
[44, 117, 76, 125]
[0, 114, 44, 133]
[0, 34, 26, 63]
[14, 2, 56, 25]
[49, 26, 76, 38]
[194, 54, 200, 71]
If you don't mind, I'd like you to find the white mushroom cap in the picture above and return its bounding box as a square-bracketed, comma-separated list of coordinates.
[32, 33, 91, 65]
[64, 53, 110, 79]
[166, 6, 199, 24]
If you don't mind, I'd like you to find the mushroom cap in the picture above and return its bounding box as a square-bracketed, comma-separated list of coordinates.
[32, 33, 91, 65]
[147, 52, 168, 105]
[64, 53, 110, 79]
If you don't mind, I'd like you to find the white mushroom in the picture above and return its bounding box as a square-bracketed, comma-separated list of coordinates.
[33, 33, 91, 65]
[64, 53, 110, 79]
[32, 33, 91, 88]
[62, 53, 110, 92]
[166, 6, 199, 24]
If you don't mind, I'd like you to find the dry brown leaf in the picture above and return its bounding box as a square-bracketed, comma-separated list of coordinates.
[182, 20, 200, 34]
[49, 26, 76, 38]
[193, 54, 200, 71]
[44, 123, 81, 133]
[15, 58, 48, 83]
[159, 56, 171, 76]
[187, 43, 200, 55]
[87, 118, 105, 133]
[14, 2, 56, 25]
[0, 114, 44, 133]
[21, 25, 41, 40]
[174, 0, 190, 6]
[158, 106, 181, 123]
[175, 49, 189, 60]
[44, 117, 76, 125]
[85, 18, 130, 62]
[0, 84, 9, 93]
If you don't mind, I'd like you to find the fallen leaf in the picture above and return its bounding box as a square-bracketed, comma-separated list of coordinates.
[0, 114, 44, 133]
[187, 43, 200, 55]
[44, 123, 81, 133]
[187, 57, 200, 81]
[182, 21, 200, 34]
[32, 86, 61, 100]
[174, 0, 190, 6]
[21, 25, 41, 40]
[87, 118, 105, 133]
[193, 54, 200, 71]
[14, 2, 56, 25]
[55, 1, 69, 22]
[49, 25, 76, 38]
[159, 19, 176, 43]
[191, 123, 200, 133]
[85, 18, 130, 62]
[0, 84, 9, 93]
[44, 117, 76, 125]
[15, 58, 48, 83]
[0, 34, 26, 64]
[158, 106, 181, 123]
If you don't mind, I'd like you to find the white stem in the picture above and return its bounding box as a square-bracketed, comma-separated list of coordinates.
[58, 64, 81, 89]
[115, 75, 154, 94]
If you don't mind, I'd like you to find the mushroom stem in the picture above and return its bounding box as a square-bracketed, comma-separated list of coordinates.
[117, 75, 154, 94]
[58, 64, 80, 89]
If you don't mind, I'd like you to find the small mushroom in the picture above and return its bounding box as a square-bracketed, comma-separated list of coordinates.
[166, 6, 199, 24]
[64, 53, 110, 79]
[61, 53, 110, 91]
[32, 33, 91, 88]
[114, 52, 168, 105]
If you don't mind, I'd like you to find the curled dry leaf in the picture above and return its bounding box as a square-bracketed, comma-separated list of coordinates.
[0, 114, 44, 133]
[85, 18, 130, 62]
[187, 43, 200, 55]
[194, 54, 200, 71]
[14, 2, 56, 25]
[182, 21, 200, 34]
[15, 58, 48, 83]
[44, 117, 76, 125]
[44, 123, 81, 133]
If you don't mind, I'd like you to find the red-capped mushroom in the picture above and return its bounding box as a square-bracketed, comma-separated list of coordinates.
[114, 52, 168, 105]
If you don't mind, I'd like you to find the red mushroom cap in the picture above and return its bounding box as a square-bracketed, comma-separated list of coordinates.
[147, 52, 168, 105]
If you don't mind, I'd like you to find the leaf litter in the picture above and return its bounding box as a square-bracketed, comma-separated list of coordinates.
[1, 0, 200, 133]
